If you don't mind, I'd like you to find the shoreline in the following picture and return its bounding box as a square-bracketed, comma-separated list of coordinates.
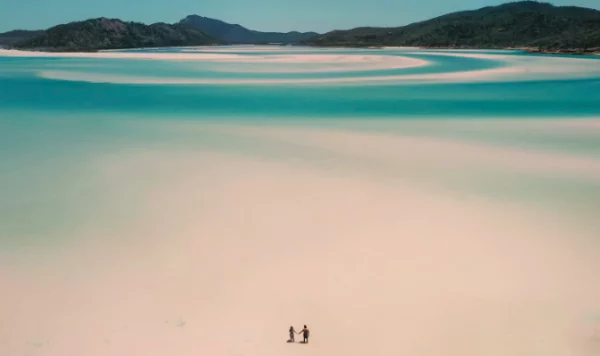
[302, 44, 600, 55]
[4, 44, 600, 56]
[503, 46, 600, 56]
[419, 46, 600, 55]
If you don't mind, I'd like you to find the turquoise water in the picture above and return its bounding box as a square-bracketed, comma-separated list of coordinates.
[1, 47, 599, 117]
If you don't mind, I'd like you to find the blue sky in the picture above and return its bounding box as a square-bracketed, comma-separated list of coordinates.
[0, 0, 598, 33]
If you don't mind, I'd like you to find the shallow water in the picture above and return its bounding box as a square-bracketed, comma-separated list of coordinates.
[1, 46, 599, 356]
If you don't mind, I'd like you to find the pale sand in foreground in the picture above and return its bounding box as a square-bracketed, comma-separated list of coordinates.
[1, 122, 599, 356]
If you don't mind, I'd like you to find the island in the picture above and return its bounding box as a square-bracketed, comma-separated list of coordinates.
[10, 18, 220, 52]
[301, 1, 600, 55]
[3, 1, 599, 54]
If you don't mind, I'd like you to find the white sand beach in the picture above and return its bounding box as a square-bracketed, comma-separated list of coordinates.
[1, 119, 599, 356]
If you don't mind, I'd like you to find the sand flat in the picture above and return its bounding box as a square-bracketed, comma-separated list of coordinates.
[1, 121, 599, 356]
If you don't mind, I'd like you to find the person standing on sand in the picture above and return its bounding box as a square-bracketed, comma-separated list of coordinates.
[288, 326, 296, 342]
[301, 325, 309, 343]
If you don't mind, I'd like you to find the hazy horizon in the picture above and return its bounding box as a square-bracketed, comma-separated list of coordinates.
[1, 0, 599, 34]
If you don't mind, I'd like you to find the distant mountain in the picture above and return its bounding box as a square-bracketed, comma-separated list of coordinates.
[303, 1, 600, 52]
[0, 30, 44, 47]
[12, 18, 219, 52]
[179, 15, 319, 44]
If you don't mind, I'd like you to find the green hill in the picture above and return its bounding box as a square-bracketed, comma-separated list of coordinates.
[0, 30, 44, 47]
[303, 1, 600, 52]
[179, 15, 319, 44]
[12, 18, 219, 52]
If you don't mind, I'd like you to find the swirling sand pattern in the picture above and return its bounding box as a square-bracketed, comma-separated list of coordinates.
[1, 46, 600, 117]
[1, 46, 600, 85]
[0, 46, 599, 356]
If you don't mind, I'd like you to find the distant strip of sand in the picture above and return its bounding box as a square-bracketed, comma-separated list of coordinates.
[0, 48, 424, 65]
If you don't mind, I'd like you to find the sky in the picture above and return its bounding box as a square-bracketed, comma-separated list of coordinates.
[0, 0, 599, 33]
